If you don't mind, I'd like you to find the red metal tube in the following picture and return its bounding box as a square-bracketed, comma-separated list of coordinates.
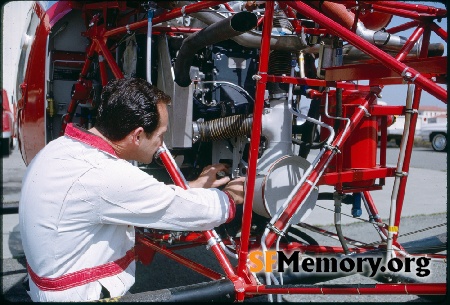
[156, 147, 239, 284]
[152, 26, 202, 34]
[95, 38, 124, 79]
[265, 96, 374, 247]
[236, 1, 274, 282]
[203, 230, 239, 281]
[393, 86, 424, 243]
[60, 43, 96, 135]
[136, 235, 224, 280]
[98, 55, 108, 86]
[395, 25, 425, 61]
[393, 28, 431, 242]
[287, 1, 446, 103]
[157, 148, 188, 189]
[430, 21, 448, 41]
[386, 20, 420, 34]
[245, 283, 446, 295]
[370, 4, 435, 20]
[367, 1, 447, 16]
[104, 1, 227, 38]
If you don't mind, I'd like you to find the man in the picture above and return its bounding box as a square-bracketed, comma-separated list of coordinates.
[19, 78, 245, 302]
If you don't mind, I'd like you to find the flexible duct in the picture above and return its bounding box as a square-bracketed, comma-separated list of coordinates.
[174, 11, 257, 87]
[173, 1, 308, 51]
[193, 114, 253, 142]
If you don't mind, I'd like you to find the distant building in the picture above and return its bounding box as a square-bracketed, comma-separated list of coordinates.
[418, 106, 447, 119]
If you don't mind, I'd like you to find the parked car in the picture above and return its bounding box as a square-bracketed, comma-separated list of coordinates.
[419, 118, 447, 152]
[2, 89, 15, 156]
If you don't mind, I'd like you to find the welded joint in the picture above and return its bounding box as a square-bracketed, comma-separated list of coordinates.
[266, 223, 285, 237]
[358, 105, 371, 117]
[395, 171, 408, 177]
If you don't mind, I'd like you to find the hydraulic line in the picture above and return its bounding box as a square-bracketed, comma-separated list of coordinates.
[334, 193, 350, 255]
[193, 114, 253, 142]
[386, 84, 415, 261]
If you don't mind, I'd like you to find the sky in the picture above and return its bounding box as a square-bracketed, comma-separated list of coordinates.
[1, 1, 447, 109]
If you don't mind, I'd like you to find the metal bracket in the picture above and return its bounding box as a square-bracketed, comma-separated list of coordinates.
[404, 108, 419, 114]
[358, 105, 371, 117]
[401, 67, 419, 83]
[324, 144, 341, 154]
[395, 171, 408, 177]
[206, 235, 219, 250]
[266, 223, 285, 237]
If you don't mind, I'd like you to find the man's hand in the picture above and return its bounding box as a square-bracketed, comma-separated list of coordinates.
[188, 164, 231, 189]
[223, 177, 245, 204]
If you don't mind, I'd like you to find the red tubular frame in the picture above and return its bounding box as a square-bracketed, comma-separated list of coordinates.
[237, 0, 275, 282]
[57, 0, 446, 299]
[288, 1, 447, 103]
[245, 283, 446, 295]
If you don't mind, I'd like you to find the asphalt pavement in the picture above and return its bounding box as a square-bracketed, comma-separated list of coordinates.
[2, 144, 447, 302]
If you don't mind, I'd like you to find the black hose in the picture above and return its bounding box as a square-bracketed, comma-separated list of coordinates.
[195, 114, 253, 142]
[174, 11, 257, 87]
[101, 279, 235, 302]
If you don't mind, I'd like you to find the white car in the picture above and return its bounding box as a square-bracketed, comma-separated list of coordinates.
[419, 119, 447, 152]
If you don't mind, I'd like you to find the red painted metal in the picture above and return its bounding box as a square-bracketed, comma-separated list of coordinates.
[245, 283, 446, 295]
[152, 26, 202, 34]
[237, 1, 274, 282]
[395, 25, 425, 61]
[104, 1, 227, 38]
[430, 22, 448, 41]
[368, 1, 447, 16]
[95, 38, 124, 79]
[156, 147, 240, 286]
[136, 234, 224, 281]
[370, 4, 438, 20]
[98, 56, 108, 86]
[318, 167, 396, 185]
[287, 1, 447, 103]
[16, 2, 49, 164]
[393, 28, 431, 243]
[60, 43, 96, 136]
[14, 0, 448, 299]
[386, 20, 420, 34]
[157, 149, 189, 189]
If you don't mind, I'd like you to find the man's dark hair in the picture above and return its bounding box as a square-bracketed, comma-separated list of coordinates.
[95, 78, 171, 141]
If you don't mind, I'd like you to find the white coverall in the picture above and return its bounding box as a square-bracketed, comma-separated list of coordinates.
[19, 123, 234, 302]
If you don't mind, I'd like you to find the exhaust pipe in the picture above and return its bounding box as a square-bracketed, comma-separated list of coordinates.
[174, 11, 257, 87]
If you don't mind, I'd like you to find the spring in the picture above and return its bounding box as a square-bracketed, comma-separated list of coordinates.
[196, 114, 253, 142]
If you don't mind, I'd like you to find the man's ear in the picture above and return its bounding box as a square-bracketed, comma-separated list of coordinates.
[131, 127, 145, 145]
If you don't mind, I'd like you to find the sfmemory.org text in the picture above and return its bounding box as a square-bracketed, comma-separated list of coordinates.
[248, 250, 431, 277]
